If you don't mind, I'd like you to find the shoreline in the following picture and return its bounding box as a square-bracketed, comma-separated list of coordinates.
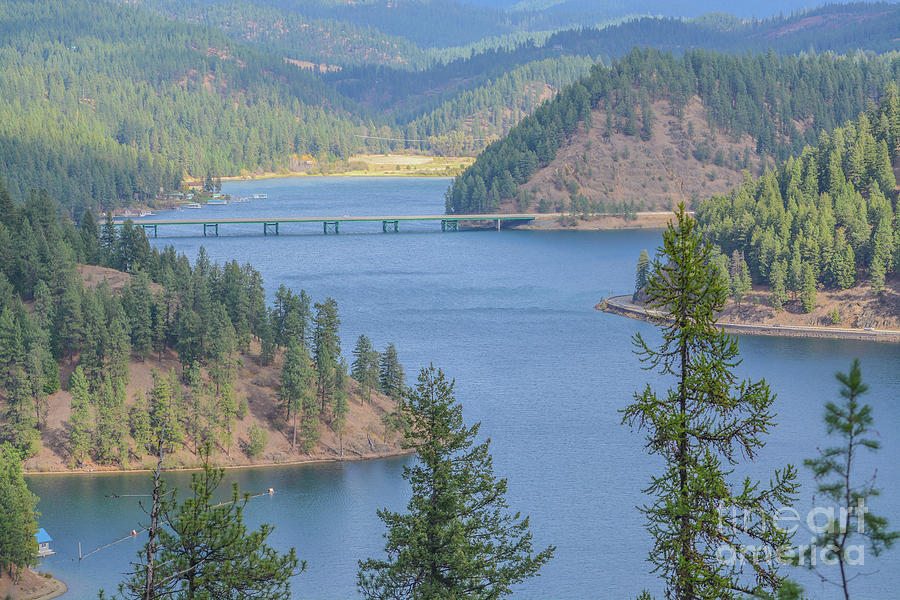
[28, 572, 67, 600]
[598, 295, 900, 343]
[24, 448, 415, 477]
[0, 569, 67, 600]
[186, 170, 459, 184]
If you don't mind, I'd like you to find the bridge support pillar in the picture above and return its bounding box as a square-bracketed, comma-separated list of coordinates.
[441, 220, 458, 232]
[496, 219, 501, 231]
[324, 221, 339, 235]
[142, 224, 158, 238]
[264, 222, 279, 236]
[382, 220, 399, 233]
[203, 223, 218, 237]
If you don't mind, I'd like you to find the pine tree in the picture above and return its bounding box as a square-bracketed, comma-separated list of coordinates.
[351, 334, 379, 403]
[68, 366, 93, 466]
[56, 279, 84, 362]
[800, 262, 818, 313]
[280, 341, 313, 450]
[124, 271, 154, 361]
[730, 250, 752, 305]
[634, 249, 650, 300]
[769, 261, 787, 311]
[358, 365, 554, 599]
[130, 393, 151, 459]
[313, 298, 340, 412]
[332, 361, 349, 458]
[379, 343, 405, 403]
[870, 256, 886, 294]
[0, 443, 39, 577]
[801, 359, 899, 598]
[120, 451, 302, 599]
[623, 204, 798, 599]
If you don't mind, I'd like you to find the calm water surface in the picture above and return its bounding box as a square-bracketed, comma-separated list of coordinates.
[29, 177, 900, 599]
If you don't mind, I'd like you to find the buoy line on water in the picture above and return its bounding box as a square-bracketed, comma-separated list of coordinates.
[76, 488, 276, 561]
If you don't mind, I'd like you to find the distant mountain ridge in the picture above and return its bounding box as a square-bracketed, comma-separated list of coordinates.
[5, 0, 900, 212]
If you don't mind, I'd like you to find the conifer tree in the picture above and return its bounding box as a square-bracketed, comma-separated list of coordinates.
[68, 366, 93, 465]
[623, 204, 798, 599]
[130, 392, 151, 459]
[801, 359, 899, 599]
[313, 298, 341, 412]
[0, 443, 39, 577]
[332, 361, 350, 458]
[379, 343, 405, 403]
[120, 450, 302, 599]
[352, 334, 380, 403]
[730, 250, 752, 305]
[634, 249, 650, 300]
[800, 263, 818, 313]
[358, 365, 554, 599]
[769, 261, 788, 311]
[280, 341, 314, 450]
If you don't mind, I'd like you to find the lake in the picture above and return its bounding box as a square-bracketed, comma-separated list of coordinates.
[29, 177, 900, 599]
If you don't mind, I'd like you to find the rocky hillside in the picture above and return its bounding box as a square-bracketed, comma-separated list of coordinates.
[513, 96, 760, 215]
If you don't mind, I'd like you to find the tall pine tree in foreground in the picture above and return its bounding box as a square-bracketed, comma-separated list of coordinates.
[801, 359, 898, 599]
[623, 204, 798, 600]
[115, 447, 301, 599]
[358, 365, 554, 599]
[0, 443, 39, 579]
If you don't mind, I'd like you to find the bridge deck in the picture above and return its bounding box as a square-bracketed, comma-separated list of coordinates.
[117, 214, 540, 225]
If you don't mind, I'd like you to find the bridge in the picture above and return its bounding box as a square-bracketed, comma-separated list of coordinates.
[117, 214, 542, 237]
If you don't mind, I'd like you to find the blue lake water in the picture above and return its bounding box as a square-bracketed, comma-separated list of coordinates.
[29, 177, 900, 599]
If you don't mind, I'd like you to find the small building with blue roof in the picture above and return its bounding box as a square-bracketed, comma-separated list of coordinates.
[35, 528, 54, 557]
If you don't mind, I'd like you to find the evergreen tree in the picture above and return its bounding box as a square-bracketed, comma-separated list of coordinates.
[801, 359, 899, 598]
[332, 361, 350, 458]
[68, 366, 93, 466]
[120, 452, 302, 599]
[351, 334, 379, 403]
[800, 262, 818, 313]
[124, 271, 154, 361]
[246, 423, 267, 460]
[634, 249, 650, 301]
[730, 250, 752, 305]
[379, 343, 405, 403]
[358, 365, 554, 599]
[280, 341, 313, 450]
[769, 261, 787, 311]
[623, 205, 798, 599]
[130, 393, 152, 459]
[313, 299, 340, 413]
[0, 443, 39, 577]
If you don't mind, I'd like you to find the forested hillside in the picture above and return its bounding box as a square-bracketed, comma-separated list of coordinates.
[7, 0, 900, 213]
[0, 185, 406, 470]
[698, 83, 900, 309]
[0, 0, 387, 211]
[447, 49, 900, 213]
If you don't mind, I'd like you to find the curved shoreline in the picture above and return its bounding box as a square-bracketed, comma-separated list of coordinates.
[24, 448, 415, 477]
[598, 295, 900, 343]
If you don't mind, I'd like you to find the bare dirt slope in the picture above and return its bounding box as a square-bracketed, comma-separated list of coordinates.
[0, 569, 66, 600]
[717, 278, 900, 331]
[515, 96, 763, 213]
[77, 264, 164, 294]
